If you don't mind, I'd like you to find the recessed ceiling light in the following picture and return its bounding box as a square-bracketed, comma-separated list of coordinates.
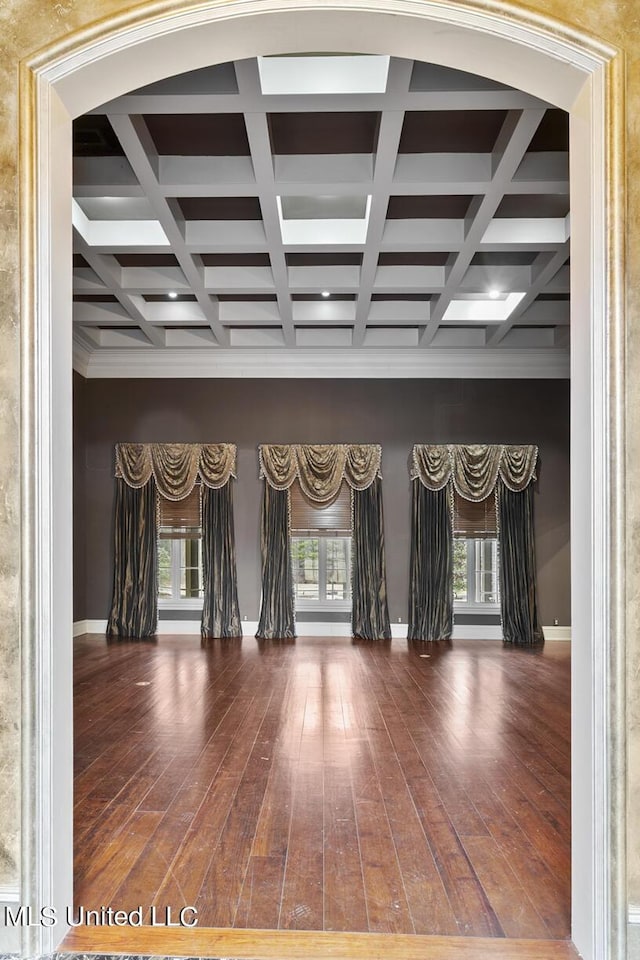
[488, 288, 501, 300]
[168, 291, 178, 299]
[321, 291, 331, 298]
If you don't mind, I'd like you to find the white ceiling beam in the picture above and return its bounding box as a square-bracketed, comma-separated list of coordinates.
[487, 240, 570, 343]
[72, 268, 108, 293]
[420, 108, 547, 346]
[229, 328, 286, 348]
[72, 58, 569, 367]
[219, 301, 281, 325]
[393, 153, 491, 186]
[296, 328, 353, 348]
[274, 154, 374, 186]
[234, 58, 295, 346]
[373, 265, 446, 290]
[380, 218, 465, 250]
[73, 156, 142, 195]
[183, 221, 267, 251]
[499, 326, 555, 347]
[537, 264, 570, 291]
[459, 265, 533, 290]
[106, 112, 228, 345]
[75, 151, 567, 200]
[73, 302, 139, 326]
[98, 328, 154, 348]
[353, 57, 414, 346]
[119, 266, 189, 291]
[93, 87, 547, 117]
[292, 301, 356, 324]
[516, 299, 570, 325]
[73, 231, 165, 346]
[368, 300, 431, 323]
[203, 266, 275, 291]
[362, 328, 420, 347]
[165, 328, 217, 348]
[158, 156, 256, 191]
[144, 301, 208, 323]
[482, 217, 568, 245]
[430, 327, 487, 348]
[288, 266, 361, 291]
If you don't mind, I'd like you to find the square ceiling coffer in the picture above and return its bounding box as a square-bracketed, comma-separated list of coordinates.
[277, 195, 372, 245]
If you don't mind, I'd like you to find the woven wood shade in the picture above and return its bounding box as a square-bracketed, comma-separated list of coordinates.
[453, 491, 496, 539]
[158, 484, 201, 538]
[290, 481, 351, 535]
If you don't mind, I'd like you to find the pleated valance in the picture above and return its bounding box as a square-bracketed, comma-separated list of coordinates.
[115, 443, 236, 500]
[411, 444, 538, 499]
[259, 444, 382, 504]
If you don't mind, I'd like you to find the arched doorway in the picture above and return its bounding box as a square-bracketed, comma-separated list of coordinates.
[20, 3, 622, 959]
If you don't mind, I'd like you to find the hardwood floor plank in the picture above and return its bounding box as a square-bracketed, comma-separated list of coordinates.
[460, 835, 550, 938]
[471, 790, 570, 938]
[406, 781, 503, 937]
[72, 635, 571, 943]
[196, 693, 284, 927]
[234, 856, 287, 930]
[74, 810, 163, 908]
[322, 762, 368, 932]
[349, 738, 414, 934]
[279, 760, 325, 931]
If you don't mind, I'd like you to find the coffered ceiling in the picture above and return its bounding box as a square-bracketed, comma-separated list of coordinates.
[72, 55, 570, 377]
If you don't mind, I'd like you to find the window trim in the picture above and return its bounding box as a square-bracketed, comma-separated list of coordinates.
[453, 536, 501, 611]
[292, 535, 352, 612]
[158, 531, 204, 609]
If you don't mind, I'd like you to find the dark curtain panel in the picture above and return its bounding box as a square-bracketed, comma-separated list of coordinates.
[352, 478, 391, 640]
[256, 484, 296, 639]
[201, 484, 242, 638]
[107, 478, 158, 638]
[408, 482, 453, 641]
[497, 479, 544, 645]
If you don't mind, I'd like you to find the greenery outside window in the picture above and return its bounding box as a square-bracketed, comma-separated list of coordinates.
[290, 481, 352, 611]
[453, 538, 500, 606]
[292, 536, 351, 609]
[453, 491, 500, 609]
[158, 485, 203, 607]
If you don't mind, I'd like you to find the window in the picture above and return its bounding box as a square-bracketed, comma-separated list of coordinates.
[157, 485, 203, 605]
[290, 481, 352, 609]
[453, 491, 500, 608]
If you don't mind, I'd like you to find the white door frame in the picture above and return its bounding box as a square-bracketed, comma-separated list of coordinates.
[19, 2, 624, 958]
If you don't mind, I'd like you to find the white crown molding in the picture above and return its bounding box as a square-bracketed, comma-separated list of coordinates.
[75, 345, 570, 379]
[72, 338, 91, 377]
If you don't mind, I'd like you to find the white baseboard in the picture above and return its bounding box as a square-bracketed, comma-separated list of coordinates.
[542, 625, 572, 641]
[74, 619, 572, 643]
[452, 623, 502, 640]
[75, 618, 207, 635]
[629, 905, 640, 924]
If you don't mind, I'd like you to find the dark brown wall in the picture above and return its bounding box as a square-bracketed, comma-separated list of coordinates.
[73, 370, 87, 622]
[73, 377, 570, 625]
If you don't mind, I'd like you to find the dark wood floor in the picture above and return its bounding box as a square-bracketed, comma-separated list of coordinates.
[72, 634, 571, 940]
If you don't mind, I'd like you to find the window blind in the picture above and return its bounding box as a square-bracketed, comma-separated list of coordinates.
[453, 490, 497, 539]
[290, 481, 351, 535]
[158, 484, 202, 538]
